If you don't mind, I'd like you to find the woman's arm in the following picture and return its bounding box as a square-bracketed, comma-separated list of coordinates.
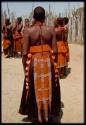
[52, 28, 58, 62]
[22, 29, 29, 72]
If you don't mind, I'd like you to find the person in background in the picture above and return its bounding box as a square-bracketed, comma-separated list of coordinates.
[2, 18, 14, 58]
[54, 17, 67, 78]
[54, 18, 59, 28]
[13, 17, 23, 57]
[19, 6, 61, 123]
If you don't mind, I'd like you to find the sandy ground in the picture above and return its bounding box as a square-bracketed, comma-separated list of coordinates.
[1, 43, 84, 123]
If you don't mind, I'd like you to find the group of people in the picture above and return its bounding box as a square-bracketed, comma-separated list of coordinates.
[2, 6, 70, 123]
[2, 17, 29, 58]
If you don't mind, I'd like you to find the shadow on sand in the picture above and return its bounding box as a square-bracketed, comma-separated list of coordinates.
[22, 117, 32, 123]
[60, 67, 71, 79]
[66, 67, 71, 76]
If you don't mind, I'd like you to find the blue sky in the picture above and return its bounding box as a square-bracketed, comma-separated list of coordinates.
[1, 2, 84, 17]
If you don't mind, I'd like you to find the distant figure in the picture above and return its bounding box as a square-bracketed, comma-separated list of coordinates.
[2, 18, 14, 58]
[23, 18, 29, 34]
[54, 18, 59, 28]
[30, 19, 36, 27]
[19, 6, 61, 123]
[13, 17, 23, 57]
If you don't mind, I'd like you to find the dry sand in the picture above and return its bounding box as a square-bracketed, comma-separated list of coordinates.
[1, 43, 84, 123]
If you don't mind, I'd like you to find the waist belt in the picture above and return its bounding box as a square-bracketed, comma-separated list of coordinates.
[30, 44, 51, 53]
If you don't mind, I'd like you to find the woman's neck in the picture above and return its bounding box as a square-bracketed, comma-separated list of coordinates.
[34, 21, 43, 27]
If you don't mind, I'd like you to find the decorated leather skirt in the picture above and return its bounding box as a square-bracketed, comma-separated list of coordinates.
[3, 39, 11, 50]
[19, 45, 61, 123]
[57, 41, 67, 68]
[13, 32, 22, 52]
[64, 41, 70, 63]
[14, 38, 22, 52]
